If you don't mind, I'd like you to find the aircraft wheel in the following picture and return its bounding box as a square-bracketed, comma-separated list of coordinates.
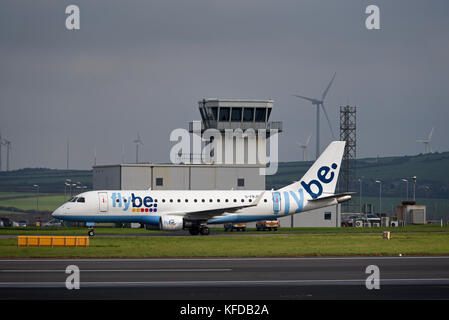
[88, 229, 95, 237]
[189, 227, 200, 235]
[200, 226, 210, 236]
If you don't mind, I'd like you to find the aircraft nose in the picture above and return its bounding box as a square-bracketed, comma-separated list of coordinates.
[52, 206, 64, 218]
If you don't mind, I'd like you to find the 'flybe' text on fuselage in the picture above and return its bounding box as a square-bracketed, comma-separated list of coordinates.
[111, 193, 158, 212]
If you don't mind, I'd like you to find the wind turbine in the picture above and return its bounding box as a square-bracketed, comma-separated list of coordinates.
[416, 127, 434, 154]
[293, 72, 336, 159]
[296, 134, 312, 162]
[133, 132, 144, 163]
[3, 139, 11, 171]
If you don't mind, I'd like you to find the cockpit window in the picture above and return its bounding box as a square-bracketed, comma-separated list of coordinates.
[77, 197, 85, 203]
[69, 197, 78, 202]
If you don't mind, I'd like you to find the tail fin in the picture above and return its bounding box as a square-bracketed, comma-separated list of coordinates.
[278, 141, 346, 199]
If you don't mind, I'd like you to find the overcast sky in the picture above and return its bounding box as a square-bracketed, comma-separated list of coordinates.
[0, 0, 448, 170]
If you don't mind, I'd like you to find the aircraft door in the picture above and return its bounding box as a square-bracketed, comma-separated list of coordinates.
[272, 192, 281, 215]
[98, 192, 108, 212]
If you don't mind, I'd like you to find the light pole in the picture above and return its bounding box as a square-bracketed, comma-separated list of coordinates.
[33, 184, 39, 213]
[375, 180, 382, 215]
[65, 179, 72, 199]
[412, 176, 417, 201]
[402, 179, 408, 200]
[358, 178, 362, 214]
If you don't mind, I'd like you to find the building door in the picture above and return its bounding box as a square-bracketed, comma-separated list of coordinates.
[272, 192, 281, 215]
[98, 192, 108, 212]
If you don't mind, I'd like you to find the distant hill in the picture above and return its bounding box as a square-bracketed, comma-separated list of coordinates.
[267, 151, 449, 199]
[0, 152, 448, 200]
[0, 168, 92, 194]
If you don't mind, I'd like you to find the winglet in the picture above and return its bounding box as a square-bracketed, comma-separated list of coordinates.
[251, 191, 265, 206]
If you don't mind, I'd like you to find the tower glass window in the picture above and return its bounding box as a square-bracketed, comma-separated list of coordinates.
[243, 108, 254, 121]
[231, 108, 242, 122]
[255, 108, 266, 122]
[219, 107, 230, 121]
[210, 107, 218, 120]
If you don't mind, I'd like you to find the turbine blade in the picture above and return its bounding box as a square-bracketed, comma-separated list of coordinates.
[428, 127, 434, 140]
[293, 94, 317, 104]
[321, 72, 336, 101]
[306, 134, 312, 146]
[321, 104, 335, 139]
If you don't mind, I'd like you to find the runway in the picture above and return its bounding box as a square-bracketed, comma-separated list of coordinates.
[1, 256, 449, 299]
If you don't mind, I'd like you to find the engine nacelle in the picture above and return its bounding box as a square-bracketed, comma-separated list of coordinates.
[159, 215, 184, 231]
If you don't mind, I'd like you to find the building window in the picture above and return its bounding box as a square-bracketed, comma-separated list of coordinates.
[237, 178, 245, 187]
[231, 108, 242, 122]
[219, 107, 230, 121]
[243, 108, 254, 121]
[156, 178, 163, 186]
[324, 212, 332, 220]
[210, 107, 218, 120]
[255, 108, 266, 122]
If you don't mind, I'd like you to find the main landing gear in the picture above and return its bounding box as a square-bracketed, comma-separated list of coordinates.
[188, 225, 210, 236]
[88, 227, 95, 237]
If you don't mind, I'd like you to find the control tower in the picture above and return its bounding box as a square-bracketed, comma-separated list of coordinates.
[189, 99, 282, 165]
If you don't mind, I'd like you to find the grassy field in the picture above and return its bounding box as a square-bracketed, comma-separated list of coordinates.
[0, 225, 448, 258]
[0, 194, 66, 212]
[0, 192, 37, 198]
[0, 224, 448, 235]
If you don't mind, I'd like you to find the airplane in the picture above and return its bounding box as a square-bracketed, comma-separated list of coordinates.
[52, 141, 352, 236]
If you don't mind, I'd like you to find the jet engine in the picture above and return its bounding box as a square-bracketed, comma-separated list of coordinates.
[159, 215, 184, 231]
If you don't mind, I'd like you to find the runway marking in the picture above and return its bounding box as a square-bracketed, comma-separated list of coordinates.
[1, 278, 449, 288]
[0, 268, 232, 273]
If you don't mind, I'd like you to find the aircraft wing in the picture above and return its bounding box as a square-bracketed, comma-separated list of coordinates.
[308, 192, 355, 203]
[170, 191, 265, 220]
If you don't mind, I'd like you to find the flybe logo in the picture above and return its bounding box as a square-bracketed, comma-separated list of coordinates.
[111, 193, 158, 213]
[300, 163, 338, 199]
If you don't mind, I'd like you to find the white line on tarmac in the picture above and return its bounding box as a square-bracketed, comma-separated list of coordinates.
[0, 269, 232, 273]
[1, 278, 449, 288]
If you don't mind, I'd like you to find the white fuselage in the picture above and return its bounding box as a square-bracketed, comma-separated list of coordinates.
[52, 141, 348, 230]
[52, 189, 337, 225]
